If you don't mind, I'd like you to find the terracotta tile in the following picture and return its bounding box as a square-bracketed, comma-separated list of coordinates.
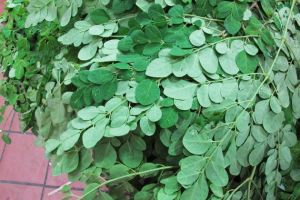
[46, 166, 85, 189]
[0, 134, 48, 184]
[0, 134, 5, 160]
[0, 184, 42, 200]
[43, 188, 82, 200]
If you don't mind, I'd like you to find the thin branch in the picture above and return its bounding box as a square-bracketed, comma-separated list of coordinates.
[77, 166, 174, 200]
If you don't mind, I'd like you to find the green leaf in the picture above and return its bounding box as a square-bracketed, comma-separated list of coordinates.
[146, 105, 162, 122]
[170, 46, 193, 57]
[251, 125, 267, 142]
[108, 124, 130, 137]
[219, 52, 239, 75]
[136, 79, 160, 106]
[208, 83, 223, 103]
[83, 183, 100, 200]
[249, 142, 266, 166]
[210, 184, 224, 198]
[198, 48, 218, 74]
[88, 69, 114, 84]
[177, 156, 206, 187]
[60, 129, 81, 151]
[111, 106, 129, 127]
[237, 136, 255, 167]
[197, 85, 212, 108]
[109, 164, 130, 179]
[89, 25, 105, 35]
[90, 9, 110, 25]
[279, 145, 292, 170]
[183, 126, 211, 155]
[235, 51, 258, 74]
[14, 64, 24, 79]
[244, 44, 258, 56]
[206, 147, 228, 187]
[144, 25, 161, 42]
[163, 79, 197, 100]
[236, 111, 250, 132]
[61, 151, 79, 173]
[146, 57, 172, 78]
[119, 142, 143, 168]
[140, 116, 156, 136]
[143, 43, 161, 56]
[224, 15, 241, 35]
[78, 43, 98, 61]
[131, 30, 148, 44]
[270, 96, 282, 114]
[140, 163, 161, 178]
[70, 89, 85, 109]
[159, 107, 179, 128]
[78, 106, 101, 121]
[180, 175, 208, 200]
[118, 37, 133, 52]
[261, 0, 275, 17]
[71, 118, 92, 129]
[1, 134, 11, 144]
[174, 98, 193, 110]
[160, 176, 180, 194]
[60, 6, 72, 26]
[215, 42, 229, 54]
[195, 0, 213, 16]
[82, 119, 108, 148]
[263, 111, 284, 133]
[45, 139, 60, 153]
[253, 100, 270, 124]
[94, 142, 117, 168]
[168, 5, 184, 24]
[189, 30, 205, 47]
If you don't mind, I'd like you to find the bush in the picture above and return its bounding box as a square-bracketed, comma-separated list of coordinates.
[1, 0, 300, 199]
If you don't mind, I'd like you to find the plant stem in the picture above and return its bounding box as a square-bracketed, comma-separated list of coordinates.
[184, 14, 224, 22]
[247, 166, 257, 200]
[77, 165, 174, 200]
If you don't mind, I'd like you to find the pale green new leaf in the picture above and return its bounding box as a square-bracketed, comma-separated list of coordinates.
[146, 105, 162, 122]
[279, 145, 292, 170]
[189, 30, 205, 47]
[206, 147, 228, 187]
[198, 48, 218, 74]
[180, 175, 208, 200]
[78, 106, 100, 121]
[263, 111, 284, 133]
[146, 57, 172, 78]
[197, 85, 212, 107]
[163, 79, 197, 100]
[177, 156, 206, 187]
[140, 116, 156, 136]
[183, 126, 211, 155]
[249, 142, 266, 166]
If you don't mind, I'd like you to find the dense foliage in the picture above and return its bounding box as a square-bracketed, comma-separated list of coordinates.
[1, 0, 300, 199]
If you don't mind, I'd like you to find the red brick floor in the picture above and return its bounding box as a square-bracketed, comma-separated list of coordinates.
[0, 96, 84, 200]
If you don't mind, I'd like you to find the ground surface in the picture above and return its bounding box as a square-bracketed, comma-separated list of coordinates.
[0, 98, 84, 199]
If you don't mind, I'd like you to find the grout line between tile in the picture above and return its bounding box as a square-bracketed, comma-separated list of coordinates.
[40, 162, 50, 200]
[0, 180, 84, 191]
